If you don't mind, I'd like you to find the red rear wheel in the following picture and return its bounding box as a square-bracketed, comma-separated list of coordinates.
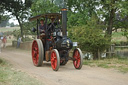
[73, 48, 83, 69]
[32, 39, 44, 66]
[51, 49, 60, 71]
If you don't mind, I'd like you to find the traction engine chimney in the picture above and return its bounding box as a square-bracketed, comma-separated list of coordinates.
[61, 8, 67, 36]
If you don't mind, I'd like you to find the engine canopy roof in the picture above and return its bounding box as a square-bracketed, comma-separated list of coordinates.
[29, 13, 62, 21]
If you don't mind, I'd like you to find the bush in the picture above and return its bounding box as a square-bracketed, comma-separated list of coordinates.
[69, 26, 110, 59]
[12, 29, 21, 40]
[68, 14, 111, 59]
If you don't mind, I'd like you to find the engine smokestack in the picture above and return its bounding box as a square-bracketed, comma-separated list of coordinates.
[61, 8, 67, 36]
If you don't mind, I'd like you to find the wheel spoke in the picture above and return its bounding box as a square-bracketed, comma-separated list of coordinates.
[54, 59, 57, 68]
[75, 51, 77, 56]
[76, 60, 78, 67]
[51, 57, 54, 62]
[32, 39, 44, 67]
[76, 59, 80, 68]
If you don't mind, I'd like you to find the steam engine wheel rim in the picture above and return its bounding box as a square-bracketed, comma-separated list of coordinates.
[51, 51, 57, 69]
[51, 49, 60, 71]
[73, 48, 83, 69]
[32, 40, 39, 65]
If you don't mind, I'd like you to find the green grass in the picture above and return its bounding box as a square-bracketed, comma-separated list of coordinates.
[0, 58, 43, 85]
[84, 57, 128, 73]
[0, 27, 20, 32]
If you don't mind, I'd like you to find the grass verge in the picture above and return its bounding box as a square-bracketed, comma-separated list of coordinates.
[84, 57, 128, 73]
[0, 27, 20, 32]
[0, 58, 43, 85]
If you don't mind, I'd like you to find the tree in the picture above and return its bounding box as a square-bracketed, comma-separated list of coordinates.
[0, 4, 10, 24]
[0, 0, 33, 38]
[69, 15, 110, 59]
[66, 0, 128, 36]
[0, 14, 10, 27]
[0, 19, 9, 27]
[31, 0, 60, 16]
[67, 0, 99, 27]
[96, 0, 128, 37]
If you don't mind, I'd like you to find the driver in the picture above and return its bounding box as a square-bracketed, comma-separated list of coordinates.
[48, 18, 58, 32]
[39, 19, 45, 33]
[49, 18, 57, 27]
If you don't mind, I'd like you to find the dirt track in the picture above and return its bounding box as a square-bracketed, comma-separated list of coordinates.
[0, 47, 128, 85]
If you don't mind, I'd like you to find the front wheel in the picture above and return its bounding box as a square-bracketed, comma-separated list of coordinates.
[73, 48, 83, 69]
[51, 49, 60, 71]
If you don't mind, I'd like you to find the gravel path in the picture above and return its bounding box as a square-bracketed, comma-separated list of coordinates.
[0, 48, 128, 85]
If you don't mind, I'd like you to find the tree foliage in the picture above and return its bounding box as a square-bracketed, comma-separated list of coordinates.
[0, 15, 9, 27]
[0, 0, 128, 59]
[31, 0, 60, 16]
[0, 0, 33, 38]
[68, 15, 110, 59]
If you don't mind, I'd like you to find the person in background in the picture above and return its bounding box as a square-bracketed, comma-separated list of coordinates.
[17, 37, 22, 48]
[2, 36, 7, 48]
[0, 38, 2, 53]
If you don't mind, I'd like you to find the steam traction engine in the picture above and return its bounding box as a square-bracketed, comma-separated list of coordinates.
[29, 8, 83, 71]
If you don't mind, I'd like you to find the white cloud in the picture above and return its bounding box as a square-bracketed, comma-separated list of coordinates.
[9, 17, 19, 25]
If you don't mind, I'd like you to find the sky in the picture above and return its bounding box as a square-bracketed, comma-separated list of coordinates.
[9, 17, 19, 25]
